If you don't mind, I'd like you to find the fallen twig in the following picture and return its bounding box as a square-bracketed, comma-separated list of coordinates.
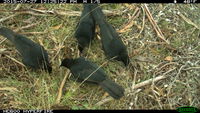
[0, 87, 19, 92]
[56, 72, 70, 104]
[50, 35, 68, 62]
[14, 22, 40, 32]
[0, 14, 19, 23]
[1, 8, 123, 17]
[167, 65, 185, 108]
[95, 97, 113, 106]
[118, 6, 140, 33]
[0, 38, 7, 44]
[154, 62, 179, 75]
[131, 75, 166, 90]
[144, 41, 168, 45]
[143, 4, 169, 44]
[0, 4, 21, 23]
[178, 13, 200, 30]
[182, 66, 200, 71]
[95, 67, 177, 106]
[126, 5, 146, 41]
[135, 5, 146, 39]
[19, 31, 47, 35]
[0, 48, 6, 53]
[5, 54, 26, 67]
[14, 4, 22, 10]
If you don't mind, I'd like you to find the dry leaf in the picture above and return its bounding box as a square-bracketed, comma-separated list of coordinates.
[51, 24, 62, 30]
[178, 13, 200, 30]
[0, 48, 6, 53]
[150, 48, 160, 55]
[164, 56, 173, 61]
[118, 21, 135, 33]
[102, 92, 109, 98]
[38, 37, 44, 46]
[37, 6, 46, 10]
[97, 34, 101, 40]
[124, 4, 135, 10]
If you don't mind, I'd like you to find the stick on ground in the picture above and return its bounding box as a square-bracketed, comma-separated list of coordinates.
[143, 4, 169, 44]
[95, 67, 177, 106]
[5, 55, 26, 67]
[56, 72, 70, 104]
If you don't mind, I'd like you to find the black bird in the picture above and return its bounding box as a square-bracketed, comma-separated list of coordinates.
[87, 4, 106, 25]
[60, 57, 124, 99]
[0, 27, 52, 73]
[74, 4, 96, 53]
[89, 4, 130, 66]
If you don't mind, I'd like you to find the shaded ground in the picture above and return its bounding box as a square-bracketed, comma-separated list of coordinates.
[0, 4, 200, 109]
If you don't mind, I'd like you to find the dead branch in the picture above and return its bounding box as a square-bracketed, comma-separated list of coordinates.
[0, 14, 19, 23]
[154, 62, 179, 75]
[178, 13, 200, 30]
[19, 32, 47, 35]
[0, 87, 19, 92]
[5, 54, 26, 67]
[56, 72, 70, 104]
[0, 38, 7, 44]
[143, 4, 169, 44]
[118, 6, 140, 33]
[0, 4, 21, 23]
[95, 67, 177, 106]
[1, 8, 123, 17]
[182, 66, 200, 71]
[14, 22, 40, 32]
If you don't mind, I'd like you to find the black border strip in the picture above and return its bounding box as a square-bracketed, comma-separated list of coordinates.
[0, 110, 180, 113]
[0, 0, 199, 3]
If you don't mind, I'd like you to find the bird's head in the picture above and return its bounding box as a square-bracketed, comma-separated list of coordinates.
[120, 53, 130, 67]
[78, 45, 84, 53]
[60, 58, 74, 68]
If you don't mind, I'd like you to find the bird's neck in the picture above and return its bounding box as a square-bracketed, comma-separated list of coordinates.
[65, 59, 76, 68]
[0, 29, 16, 42]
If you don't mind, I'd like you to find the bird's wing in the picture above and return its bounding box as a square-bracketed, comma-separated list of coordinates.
[71, 61, 106, 83]
[107, 23, 121, 40]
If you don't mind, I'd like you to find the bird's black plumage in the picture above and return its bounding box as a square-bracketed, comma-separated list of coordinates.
[89, 4, 130, 66]
[0, 27, 52, 73]
[87, 4, 105, 25]
[60, 57, 124, 99]
[74, 4, 96, 53]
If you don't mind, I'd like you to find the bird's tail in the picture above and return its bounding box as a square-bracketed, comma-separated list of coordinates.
[0, 27, 15, 42]
[99, 79, 125, 99]
[87, 4, 106, 25]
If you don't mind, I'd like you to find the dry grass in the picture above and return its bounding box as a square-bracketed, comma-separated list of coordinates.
[0, 4, 200, 109]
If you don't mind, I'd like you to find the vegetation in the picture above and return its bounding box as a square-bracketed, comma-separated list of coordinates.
[0, 4, 199, 109]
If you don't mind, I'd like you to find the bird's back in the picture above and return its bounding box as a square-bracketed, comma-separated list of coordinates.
[99, 23, 122, 56]
[75, 22, 95, 41]
[74, 4, 95, 50]
[77, 4, 95, 29]
[69, 57, 107, 83]
[14, 34, 49, 69]
[0, 27, 51, 72]
[0, 27, 16, 42]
